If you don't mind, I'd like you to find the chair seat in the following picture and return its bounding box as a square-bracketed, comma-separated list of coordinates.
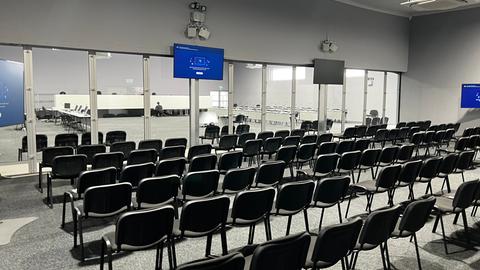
[270, 205, 302, 216]
[390, 220, 413, 238]
[353, 242, 378, 251]
[351, 181, 387, 193]
[227, 209, 263, 226]
[303, 234, 337, 268]
[309, 201, 337, 208]
[173, 219, 219, 238]
[102, 231, 166, 251]
[77, 205, 129, 218]
[434, 196, 459, 213]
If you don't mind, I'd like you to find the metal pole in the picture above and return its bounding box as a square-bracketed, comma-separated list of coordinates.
[228, 63, 234, 134]
[317, 84, 327, 133]
[88, 51, 98, 144]
[189, 79, 200, 146]
[261, 64, 267, 132]
[382, 72, 387, 120]
[362, 70, 368, 125]
[23, 47, 37, 173]
[291, 66, 297, 130]
[143, 56, 151, 140]
[341, 69, 346, 132]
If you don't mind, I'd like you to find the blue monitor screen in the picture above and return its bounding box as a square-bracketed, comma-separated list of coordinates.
[0, 59, 24, 127]
[461, 84, 480, 108]
[173, 44, 224, 80]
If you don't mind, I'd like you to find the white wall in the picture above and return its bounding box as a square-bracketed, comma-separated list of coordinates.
[0, 0, 409, 71]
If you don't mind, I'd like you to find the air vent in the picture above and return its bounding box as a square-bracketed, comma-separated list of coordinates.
[402, 0, 479, 11]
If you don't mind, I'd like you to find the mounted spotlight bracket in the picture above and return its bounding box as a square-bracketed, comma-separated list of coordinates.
[185, 2, 210, 40]
[320, 40, 338, 53]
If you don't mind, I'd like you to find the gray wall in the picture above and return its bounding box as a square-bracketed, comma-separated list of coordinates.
[400, 7, 480, 128]
[0, 0, 409, 72]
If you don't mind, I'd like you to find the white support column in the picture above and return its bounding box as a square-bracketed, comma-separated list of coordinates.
[290, 66, 297, 130]
[362, 70, 368, 125]
[317, 84, 327, 133]
[261, 64, 267, 132]
[228, 63, 234, 134]
[341, 69, 347, 132]
[23, 47, 37, 173]
[189, 79, 200, 146]
[143, 56, 151, 140]
[88, 52, 99, 144]
[382, 72, 387, 120]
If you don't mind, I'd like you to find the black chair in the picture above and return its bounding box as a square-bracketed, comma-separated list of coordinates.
[437, 136, 469, 155]
[126, 149, 157, 165]
[371, 129, 389, 148]
[54, 133, 79, 147]
[136, 175, 180, 212]
[305, 218, 363, 270]
[77, 144, 106, 164]
[252, 161, 286, 188]
[261, 137, 282, 159]
[18, 134, 48, 161]
[39, 146, 75, 192]
[73, 182, 132, 260]
[397, 127, 411, 143]
[396, 144, 415, 164]
[347, 164, 402, 215]
[138, 139, 163, 153]
[100, 206, 175, 270]
[181, 170, 220, 201]
[316, 142, 337, 155]
[276, 145, 297, 178]
[257, 131, 274, 142]
[236, 132, 255, 149]
[189, 154, 217, 172]
[301, 134, 318, 144]
[249, 232, 311, 270]
[334, 127, 356, 140]
[305, 153, 340, 180]
[172, 196, 230, 266]
[233, 115, 247, 124]
[354, 125, 367, 139]
[437, 153, 459, 193]
[236, 124, 250, 135]
[105, 131, 127, 146]
[396, 122, 406, 128]
[396, 160, 422, 200]
[119, 162, 155, 188]
[317, 133, 333, 145]
[301, 121, 313, 132]
[385, 128, 400, 145]
[365, 125, 378, 138]
[243, 139, 262, 166]
[353, 138, 370, 152]
[46, 154, 87, 207]
[419, 131, 436, 157]
[187, 144, 212, 162]
[110, 141, 136, 160]
[375, 146, 400, 177]
[219, 167, 256, 194]
[220, 125, 234, 136]
[391, 197, 436, 270]
[214, 135, 238, 153]
[176, 252, 245, 270]
[410, 132, 425, 156]
[282, 135, 301, 147]
[217, 151, 243, 174]
[271, 180, 315, 236]
[416, 157, 442, 195]
[357, 149, 381, 182]
[350, 206, 402, 270]
[155, 157, 186, 177]
[337, 151, 361, 183]
[92, 152, 124, 174]
[165, 137, 188, 147]
[159, 146, 186, 160]
[336, 140, 354, 155]
[291, 129, 306, 138]
[227, 187, 275, 244]
[432, 180, 479, 254]
[295, 143, 317, 169]
[310, 176, 350, 231]
[274, 130, 290, 140]
[81, 132, 104, 145]
[200, 125, 220, 144]
[453, 150, 475, 182]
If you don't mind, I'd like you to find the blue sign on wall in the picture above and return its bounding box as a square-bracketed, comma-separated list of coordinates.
[461, 84, 480, 109]
[173, 43, 224, 80]
[0, 60, 24, 127]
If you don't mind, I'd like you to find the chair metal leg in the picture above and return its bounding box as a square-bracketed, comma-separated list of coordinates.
[167, 239, 173, 270]
[432, 214, 440, 233]
[265, 217, 272, 240]
[341, 257, 346, 270]
[248, 224, 255, 245]
[384, 241, 391, 270]
[453, 213, 460, 225]
[62, 193, 68, 228]
[337, 203, 343, 223]
[439, 214, 448, 254]
[461, 210, 471, 247]
[79, 217, 85, 261]
[286, 215, 292, 236]
[318, 208, 325, 232]
[350, 251, 359, 270]
[264, 218, 271, 241]
[100, 239, 105, 270]
[370, 167, 375, 180]
[205, 234, 212, 257]
[345, 195, 352, 218]
[171, 237, 177, 268]
[38, 165, 43, 193]
[220, 227, 228, 255]
[380, 244, 387, 270]
[107, 244, 113, 270]
[303, 209, 310, 233]
[461, 172, 465, 182]
[156, 242, 163, 270]
[413, 233, 422, 270]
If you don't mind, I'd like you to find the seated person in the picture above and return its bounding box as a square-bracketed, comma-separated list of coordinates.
[154, 102, 165, 117]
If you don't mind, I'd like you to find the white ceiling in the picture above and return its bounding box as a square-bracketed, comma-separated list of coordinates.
[335, 0, 480, 17]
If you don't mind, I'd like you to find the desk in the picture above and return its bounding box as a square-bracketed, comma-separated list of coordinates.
[52, 108, 90, 131]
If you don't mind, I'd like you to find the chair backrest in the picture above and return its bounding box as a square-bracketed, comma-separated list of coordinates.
[396, 122, 406, 128]
[337, 151, 361, 170]
[336, 140, 354, 155]
[359, 149, 381, 167]
[159, 146, 186, 160]
[354, 125, 367, 138]
[110, 141, 136, 159]
[165, 137, 188, 147]
[301, 134, 318, 145]
[263, 137, 283, 154]
[77, 167, 117, 196]
[237, 132, 256, 147]
[176, 252, 245, 270]
[275, 180, 314, 213]
[311, 218, 363, 267]
[203, 125, 220, 139]
[115, 206, 175, 251]
[83, 182, 132, 218]
[300, 121, 312, 131]
[452, 180, 480, 210]
[77, 144, 106, 164]
[155, 157, 186, 177]
[462, 127, 474, 137]
[456, 150, 475, 170]
[358, 205, 402, 246]
[257, 131, 274, 142]
[274, 130, 290, 140]
[317, 142, 337, 155]
[410, 132, 425, 145]
[276, 145, 297, 164]
[312, 176, 350, 205]
[455, 137, 469, 151]
[342, 127, 356, 139]
[187, 144, 213, 161]
[254, 161, 286, 187]
[105, 131, 127, 145]
[231, 187, 275, 223]
[222, 167, 256, 193]
[119, 162, 155, 187]
[317, 133, 333, 145]
[220, 125, 234, 136]
[236, 124, 250, 135]
[41, 146, 75, 167]
[374, 129, 388, 141]
[218, 135, 238, 150]
[380, 146, 400, 164]
[51, 154, 87, 179]
[438, 153, 459, 174]
[249, 232, 311, 270]
[136, 175, 180, 208]
[375, 164, 402, 189]
[354, 138, 371, 152]
[127, 149, 157, 165]
[54, 133, 79, 147]
[179, 196, 230, 235]
[398, 160, 422, 184]
[81, 132, 104, 145]
[189, 154, 218, 172]
[282, 135, 301, 146]
[182, 170, 220, 200]
[296, 143, 317, 160]
[23, 134, 48, 152]
[314, 153, 340, 175]
[291, 129, 305, 138]
[217, 151, 243, 173]
[138, 139, 163, 153]
[398, 197, 436, 233]
[397, 144, 414, 162]
[92, 152, 124, 171]
[419, 157, 442, 179]
[365, 126, 378, 137]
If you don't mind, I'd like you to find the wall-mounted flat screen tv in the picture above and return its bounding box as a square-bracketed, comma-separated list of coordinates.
[313, 59, 345, 85]
[461, 84, 480, 108]
[0, 59, 24, 127]
[173, 43, 224, 80]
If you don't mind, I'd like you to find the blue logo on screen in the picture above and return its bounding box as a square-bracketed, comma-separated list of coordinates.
[174, 44, 224, 80]
[0, 60, 24, 127]
[461, 84, 480, 109]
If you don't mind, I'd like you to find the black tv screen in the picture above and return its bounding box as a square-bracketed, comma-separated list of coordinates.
[173, 43, 224, 80]
[313, 59, 345, 85]
[461, 84, 480, 108]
